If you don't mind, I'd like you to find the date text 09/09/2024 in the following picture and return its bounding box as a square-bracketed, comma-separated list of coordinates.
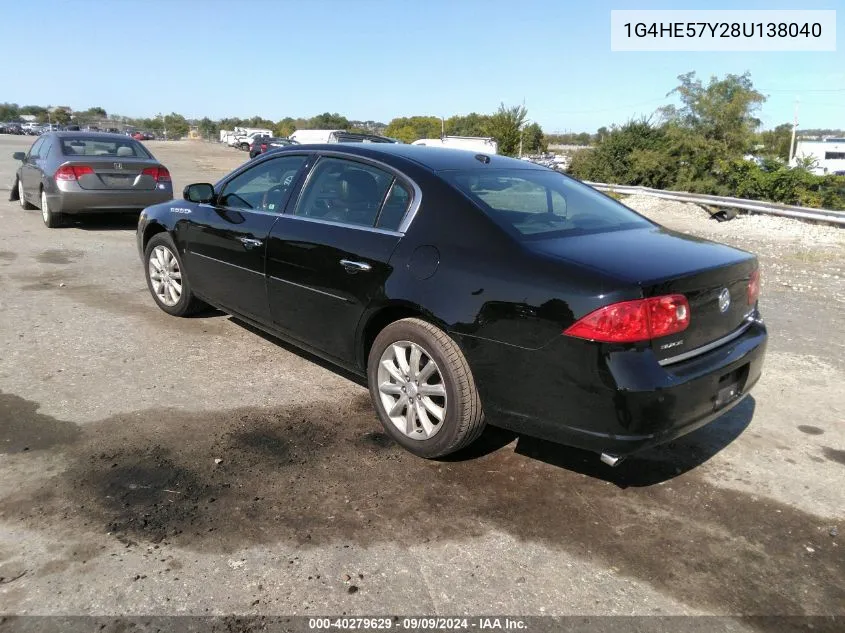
[308, 617, 528, 630]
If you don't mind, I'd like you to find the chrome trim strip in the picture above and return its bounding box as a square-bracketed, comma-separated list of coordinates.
[190, 251, 264, 276]
[281, 213, 402, 236]
[268, 275, 351, 302]
[658, 317, 757, 367]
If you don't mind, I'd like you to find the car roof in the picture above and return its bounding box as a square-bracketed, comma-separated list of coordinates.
[270, 143, 545, 172]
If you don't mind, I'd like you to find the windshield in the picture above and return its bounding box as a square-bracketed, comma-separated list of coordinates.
[444, 169, 652, 239]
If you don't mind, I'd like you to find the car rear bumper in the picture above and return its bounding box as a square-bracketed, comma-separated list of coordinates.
[48, 183, 173, 214]
[457, 316, 768, 456]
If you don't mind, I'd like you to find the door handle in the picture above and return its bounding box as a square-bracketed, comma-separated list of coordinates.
[340, 259, 372, 273]
[239, 237, 263, 249]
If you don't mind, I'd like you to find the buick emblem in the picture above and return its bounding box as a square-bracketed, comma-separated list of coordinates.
[718, 288, 731, 313]
[114, 162, 123, 170]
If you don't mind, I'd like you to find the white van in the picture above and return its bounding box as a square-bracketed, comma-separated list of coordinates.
[411, 136, 498, 154]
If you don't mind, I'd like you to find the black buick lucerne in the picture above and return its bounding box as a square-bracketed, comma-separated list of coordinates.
[136, 144, 766, 464]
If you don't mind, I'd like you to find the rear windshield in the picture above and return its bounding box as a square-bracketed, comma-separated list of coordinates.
[60, 137, 150, 158]
[444, 169, 652, 239]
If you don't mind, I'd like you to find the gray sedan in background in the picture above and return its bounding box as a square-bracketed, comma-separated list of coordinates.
[11, 132, 174, 227]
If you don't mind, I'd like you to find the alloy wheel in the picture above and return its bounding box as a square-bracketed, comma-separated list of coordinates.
[148, 245, 183, 307]
[377, 340, 447, 440]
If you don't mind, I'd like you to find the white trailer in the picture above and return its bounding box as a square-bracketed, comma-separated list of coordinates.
[411, 136, 498, 154]
[792, 138, 845, 175]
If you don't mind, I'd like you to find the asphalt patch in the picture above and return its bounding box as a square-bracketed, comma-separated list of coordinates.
[0, 392, 842, 616]
[35, 249, 85, 265]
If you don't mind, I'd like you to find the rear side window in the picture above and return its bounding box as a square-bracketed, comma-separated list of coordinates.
[444, 169, 652, 239]
[377, 181, 412, 231]
[60, 137, 150, 158]
[294, 157, 393, 228]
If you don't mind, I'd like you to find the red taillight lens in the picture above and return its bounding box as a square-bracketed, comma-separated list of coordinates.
[564, 294, 690, 343]
[747, 268, 761, 305]
[142, 166, 171, 182]
[55, 165, 94, 180]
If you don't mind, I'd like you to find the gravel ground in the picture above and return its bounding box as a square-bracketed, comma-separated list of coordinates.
[0, 137, 842, 625]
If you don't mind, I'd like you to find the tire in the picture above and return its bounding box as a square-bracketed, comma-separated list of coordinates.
[19, 179, 35, 210]
[143, 233, 205, 317]
[367, 318, 485, 458]
[40, 189, 63, 227]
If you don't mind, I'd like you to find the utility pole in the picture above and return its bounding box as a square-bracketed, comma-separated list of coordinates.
[441, 117, 445, 139]
[788, 99, 799, 165]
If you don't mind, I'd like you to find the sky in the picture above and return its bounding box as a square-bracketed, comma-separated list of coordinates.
[1, 0, 842, 132]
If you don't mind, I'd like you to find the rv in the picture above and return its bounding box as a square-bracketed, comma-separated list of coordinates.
[791, 138, 845, 176]
[411, 136, 498, 154]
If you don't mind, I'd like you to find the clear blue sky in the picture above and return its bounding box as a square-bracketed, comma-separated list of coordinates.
[1, 0, 841, 132]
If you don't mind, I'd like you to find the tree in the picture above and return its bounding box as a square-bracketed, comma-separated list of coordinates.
[521, 122, 547, 154]
[758, 123, 793, 160]
[445, 112, 491, 137]
[0, 102, 19, 120]
[163, 112, 189, 139]
[664, 71, 765, 154]
[198, 117, 219, 139]
[308, 112, 349, 129]
[487, 103, 528, 156]
[384, 116, 442, 143]
[52, 107, 72, 125]
[275, 117, 296, 137]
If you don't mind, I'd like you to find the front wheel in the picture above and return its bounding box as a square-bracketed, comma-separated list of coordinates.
[40, 189, 63, 227]
[143, 233, 205, 316]
[367, 318, 485, 458]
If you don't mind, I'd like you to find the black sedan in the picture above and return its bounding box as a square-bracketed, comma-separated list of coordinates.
[136, 144, 767, 463]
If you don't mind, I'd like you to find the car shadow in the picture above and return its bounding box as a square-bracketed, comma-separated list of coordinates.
[446, 397, 756, 488]
[224, 314, 755, 487]
[228, 316, 368, 388]
[66, 213, 141, 231]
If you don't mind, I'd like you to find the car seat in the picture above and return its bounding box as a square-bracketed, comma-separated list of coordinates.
[324, 170, 380, 225]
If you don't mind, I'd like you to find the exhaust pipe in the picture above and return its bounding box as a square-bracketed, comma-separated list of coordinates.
[600, 452, 624, 467]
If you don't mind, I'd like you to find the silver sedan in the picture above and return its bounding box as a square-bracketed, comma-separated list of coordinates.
[11, 132, 174, 228]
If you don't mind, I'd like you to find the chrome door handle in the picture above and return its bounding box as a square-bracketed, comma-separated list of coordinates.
[340, 259, 372, 273]
[239, 237, 263, 249]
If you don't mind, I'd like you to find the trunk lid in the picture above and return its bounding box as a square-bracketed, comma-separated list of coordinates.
[61, 158, 161, 191]
[528, 227, 758, 360]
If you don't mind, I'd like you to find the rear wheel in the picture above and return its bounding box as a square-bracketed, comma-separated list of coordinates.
[18, 179, 35, 210]
[367, 318, 485, 458]
[143, 233, 205, 317]
[40, 189, 63, 228]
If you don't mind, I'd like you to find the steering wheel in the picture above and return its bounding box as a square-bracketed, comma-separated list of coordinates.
[261, 184, 287, 211]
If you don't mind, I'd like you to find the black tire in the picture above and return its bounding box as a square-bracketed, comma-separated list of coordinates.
[367, 318, 485, 458]
[40, 189, 63, 227]
[143, 233, 206, 317]
[18, 179, 36, 210]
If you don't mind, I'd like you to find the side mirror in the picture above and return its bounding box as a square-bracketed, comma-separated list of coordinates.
[183, 182, 215, 203]
[12, 152, 26, 161]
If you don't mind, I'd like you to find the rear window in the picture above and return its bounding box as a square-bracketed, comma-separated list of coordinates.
[444, 169, 652, 239]
[60, 137, 150, 158]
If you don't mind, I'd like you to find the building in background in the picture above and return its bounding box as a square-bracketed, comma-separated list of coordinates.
[791, 138, 845, 175]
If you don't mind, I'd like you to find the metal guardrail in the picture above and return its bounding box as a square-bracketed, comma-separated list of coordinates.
[584, 182, 845, 227]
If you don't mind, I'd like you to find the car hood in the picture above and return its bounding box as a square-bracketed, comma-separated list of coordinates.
[525, 226, 753, 285]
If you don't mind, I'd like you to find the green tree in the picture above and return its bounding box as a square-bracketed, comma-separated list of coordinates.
[52, 107, 72, 125]
[163, 112, 189, 138]
[384, 116, 442, 143]
[521, 122, 547, 154]
[757, 123, 793, 161]
[198, 117, 219, 139]
[308, 112, 349, 129]
[487, 103, 528, 156]
[445, 112, 491, 137]
[275, 117, 296, 137]
[0, 102, 20, 120]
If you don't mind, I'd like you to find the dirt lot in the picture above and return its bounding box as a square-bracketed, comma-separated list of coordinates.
[0, 136, 843, 623]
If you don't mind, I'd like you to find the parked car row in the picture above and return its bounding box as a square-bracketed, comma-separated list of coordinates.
[248, 136, 299, 159]
[7, 135, 768, 468]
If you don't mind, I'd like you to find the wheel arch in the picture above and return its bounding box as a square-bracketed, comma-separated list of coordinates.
[357, 302, 449, 372]
[142, 221, 169, 253]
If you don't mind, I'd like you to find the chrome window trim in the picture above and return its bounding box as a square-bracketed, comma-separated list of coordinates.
[282, 213, 402, 236]
[658, 315, 758, 367]
[291, 151, 422, 235]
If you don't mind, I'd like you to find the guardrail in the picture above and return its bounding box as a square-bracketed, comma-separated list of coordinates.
[584, 182, 845, 227]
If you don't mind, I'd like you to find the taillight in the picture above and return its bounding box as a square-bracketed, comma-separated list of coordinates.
[564, 294, 690, 343]
[747, 268, 761, 305]
[55, 165, 94, 180]
[142, 166, 171, 182]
